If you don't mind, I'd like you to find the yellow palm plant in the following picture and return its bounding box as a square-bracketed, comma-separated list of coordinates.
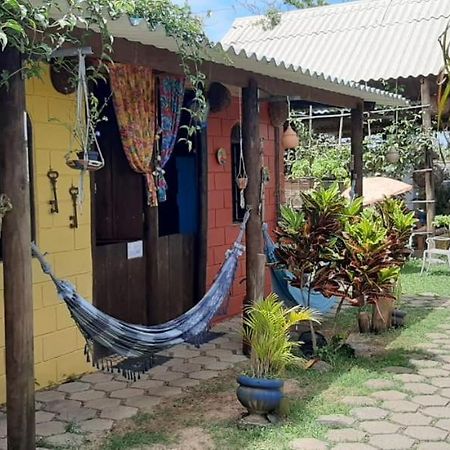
[243, 293, 318, 379]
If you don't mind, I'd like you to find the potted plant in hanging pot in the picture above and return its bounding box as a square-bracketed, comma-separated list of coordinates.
[236, 294, 316, 421]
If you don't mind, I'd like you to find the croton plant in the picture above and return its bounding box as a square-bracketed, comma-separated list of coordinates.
[277, 185, 416, 332]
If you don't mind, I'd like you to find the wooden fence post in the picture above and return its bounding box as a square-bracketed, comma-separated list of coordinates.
[351, 102, 364, 198]
[420, 77, 435, 233]
[242, 79, 263, 355]
[0, 47, 36, 449]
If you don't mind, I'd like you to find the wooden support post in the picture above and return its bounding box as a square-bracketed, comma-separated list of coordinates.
[242, 79, 263, 355]
[351, 102, 364, 198]
[0, 47, 36, 449]
[274, 126, 282, 219]
[420, 77, 435, 233]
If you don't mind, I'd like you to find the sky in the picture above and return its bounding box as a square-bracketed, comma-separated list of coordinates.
[179, 0, 346, 42]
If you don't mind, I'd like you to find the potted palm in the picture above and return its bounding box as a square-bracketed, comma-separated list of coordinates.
[237, 294, 316, 420]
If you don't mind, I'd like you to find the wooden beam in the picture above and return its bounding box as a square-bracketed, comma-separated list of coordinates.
[242, 79, 263, 355]
[351, 102, 364, 198]
[144, 204, 159, 325]
[197, 127, 208, 297]
[0, 47, 36, 449]
[274, 126, 282, 219]
[420, 77, 435, 233]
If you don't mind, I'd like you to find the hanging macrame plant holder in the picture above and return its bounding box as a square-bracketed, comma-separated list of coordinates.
[65, 49, 105, 174]
[236, 92, 248, 209]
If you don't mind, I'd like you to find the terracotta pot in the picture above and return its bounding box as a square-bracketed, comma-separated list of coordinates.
[282, 125, 299, 149]
[371, 297, 394, 333]
[358, 312, 371, 334]
[236, 176, 248, 190]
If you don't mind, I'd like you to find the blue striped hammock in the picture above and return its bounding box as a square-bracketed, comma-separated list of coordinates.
[32, 212, 249, 379]
[262, 224, 337, 314]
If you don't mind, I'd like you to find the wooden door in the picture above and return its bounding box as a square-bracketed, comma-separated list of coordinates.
[92, 82, 207, 327]
[92, 79, 147, 325]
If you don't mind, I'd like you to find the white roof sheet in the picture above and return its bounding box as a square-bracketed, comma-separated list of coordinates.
[221, 0, 450, 82]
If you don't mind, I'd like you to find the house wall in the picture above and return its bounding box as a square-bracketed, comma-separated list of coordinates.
[207, 97, 282, 318]
[0, 66, 93, 402]
[0, 73, 282, 402]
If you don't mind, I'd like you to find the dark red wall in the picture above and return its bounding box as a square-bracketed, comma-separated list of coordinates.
[206, 97, 283, 319]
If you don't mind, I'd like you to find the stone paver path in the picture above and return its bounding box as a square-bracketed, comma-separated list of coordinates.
[0, 317, 245, 449]
[292, 296, 450, 450]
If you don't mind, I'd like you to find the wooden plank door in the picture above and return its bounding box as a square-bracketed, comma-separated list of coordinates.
[92, 79, 147, 325]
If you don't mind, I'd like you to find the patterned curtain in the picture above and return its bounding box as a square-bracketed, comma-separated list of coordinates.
[109, 64, 158, 206]
[155, 75, 185, 202]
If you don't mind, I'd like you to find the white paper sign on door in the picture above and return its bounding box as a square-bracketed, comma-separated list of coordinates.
[127, 240, 143, 259]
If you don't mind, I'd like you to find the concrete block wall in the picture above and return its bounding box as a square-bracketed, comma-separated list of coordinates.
[0, 66, 93, 402]
[207, 97, 282, 318]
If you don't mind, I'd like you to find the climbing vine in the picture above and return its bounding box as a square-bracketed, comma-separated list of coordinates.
[0, 0, 209, 128]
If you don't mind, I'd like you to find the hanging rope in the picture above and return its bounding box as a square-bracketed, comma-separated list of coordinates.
[0, 194, 12, 238]
[236, 89, 248, 209]
[338, 109, 344, 145]
[66, 49, 105, 208]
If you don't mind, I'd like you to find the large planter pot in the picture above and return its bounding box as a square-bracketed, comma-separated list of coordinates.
[392, 309, 406, 328]
[236, 375, 284, 415]
[371, 297, 394, 333]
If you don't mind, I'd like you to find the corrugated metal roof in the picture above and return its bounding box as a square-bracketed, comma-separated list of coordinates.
[102, 16, 406, 106]
[221, 0, 450, 82]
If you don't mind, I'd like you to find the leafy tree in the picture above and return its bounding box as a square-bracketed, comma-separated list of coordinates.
[0, 0, 209, 132]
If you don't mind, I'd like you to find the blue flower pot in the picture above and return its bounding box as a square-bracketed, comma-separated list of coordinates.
[236, 375, 284, 415]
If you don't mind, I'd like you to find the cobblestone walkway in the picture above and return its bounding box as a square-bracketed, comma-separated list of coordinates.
[0, 317, 244, 449]
[3, 296, 450, 449]
[292, 296, 450, 450]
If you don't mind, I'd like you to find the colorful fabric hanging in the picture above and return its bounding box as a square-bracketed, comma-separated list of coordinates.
[156, 75, 185, 202]
[109, 64, 158, 206]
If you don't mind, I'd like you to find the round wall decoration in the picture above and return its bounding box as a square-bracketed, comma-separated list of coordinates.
[49, 59, 77, 95]
[216, 147, 227, 166]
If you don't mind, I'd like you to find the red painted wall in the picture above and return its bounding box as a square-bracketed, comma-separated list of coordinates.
[206, 97, 283, 319]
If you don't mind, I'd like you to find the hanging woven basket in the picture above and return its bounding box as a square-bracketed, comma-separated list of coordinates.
[207, 82, 231, 113]
[386, 146, 400, 164]
[269, 101, 289, 127]
[282, 125, 299, 149]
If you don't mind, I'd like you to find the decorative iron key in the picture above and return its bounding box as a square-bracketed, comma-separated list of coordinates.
[69, 185, 79, 228]
[47, 169, 59, 213]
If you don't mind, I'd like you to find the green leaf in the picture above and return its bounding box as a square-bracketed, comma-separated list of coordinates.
[3, 19, 24, 34]
[0, 32, 8, 51]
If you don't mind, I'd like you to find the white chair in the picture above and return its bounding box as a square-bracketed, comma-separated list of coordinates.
[421, 236, 450, 275]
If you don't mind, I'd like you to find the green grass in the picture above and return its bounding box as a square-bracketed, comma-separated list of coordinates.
[401, 258, 450, 297]
[208, 305, 450, 450]
[100, 430, 171, 450]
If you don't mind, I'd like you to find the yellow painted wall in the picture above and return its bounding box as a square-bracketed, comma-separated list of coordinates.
[0, 66, 94, 402]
